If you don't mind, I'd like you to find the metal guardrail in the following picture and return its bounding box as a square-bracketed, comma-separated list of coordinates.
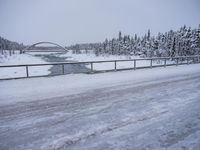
[0, 55, 200, 80]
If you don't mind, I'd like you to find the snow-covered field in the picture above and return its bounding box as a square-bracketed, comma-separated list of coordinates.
[0, 64, 200, 150]
[31, 51, 153, 70]
[53, 51, 174, 71]
[0, 51, 170, 79]
[0, 53, 51, 78]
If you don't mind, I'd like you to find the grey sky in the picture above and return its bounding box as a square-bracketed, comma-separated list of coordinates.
[0, 0, 200, 46]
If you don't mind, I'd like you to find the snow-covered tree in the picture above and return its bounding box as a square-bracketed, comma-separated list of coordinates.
[65, 25, 200, 57]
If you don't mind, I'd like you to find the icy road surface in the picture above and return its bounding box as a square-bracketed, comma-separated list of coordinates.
[0, 64, 200, 150]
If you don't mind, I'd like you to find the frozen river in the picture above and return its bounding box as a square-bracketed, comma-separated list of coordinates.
[34, 53, 90, 75]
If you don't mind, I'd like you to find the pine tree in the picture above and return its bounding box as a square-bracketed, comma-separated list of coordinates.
[147, 29, 151, 41]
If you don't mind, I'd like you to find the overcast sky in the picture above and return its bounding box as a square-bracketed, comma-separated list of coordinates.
[0, 0, 200, 46]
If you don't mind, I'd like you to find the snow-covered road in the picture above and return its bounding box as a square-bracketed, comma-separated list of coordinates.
[0, 64, 200, 150]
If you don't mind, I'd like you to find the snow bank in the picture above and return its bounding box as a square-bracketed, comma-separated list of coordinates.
[0, 64, 200, 106]
[0, 53, 51, 79]
[0, 51, 187, 79]
[55, 51, 166, 70]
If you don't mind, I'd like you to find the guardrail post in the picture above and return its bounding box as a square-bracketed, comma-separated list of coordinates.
[150, 59, 152, 68]
[187, 57, 189, 64]
[134, 60, 136, 70]
[164, 58, 166, 67]
[198, 56, 200, 63]
[62, 64, 65, 74]
[196, 56, 198, 64]
[9, 50, 12, 56]
[114, 61, 117, 71]
[26, 66, 29, 77]
[176, 58, 178, 66]
[91, 62, 93, 73]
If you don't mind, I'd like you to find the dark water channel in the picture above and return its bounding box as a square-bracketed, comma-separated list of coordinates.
[34, 53, 90, 75]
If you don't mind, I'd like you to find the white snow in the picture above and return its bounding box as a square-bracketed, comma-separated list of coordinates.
[52, 51, 172, 70]
[0, 64, 200, 106]
[0, 64, 200, 150]
[0, 52, 175, 79]
[0, 53, 51, 79]
[38, 51, 148, 71]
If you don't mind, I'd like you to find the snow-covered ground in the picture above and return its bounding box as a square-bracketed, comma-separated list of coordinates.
[53, 51, 173, 71]
[31, 51, 153, 70]
[0, 51, 171, 79]
[0, 64, 200, 150]
[0, 53, 51, 78]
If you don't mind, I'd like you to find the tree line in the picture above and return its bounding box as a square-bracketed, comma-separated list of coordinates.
[68, 25, 200, 57]
[0, 36, 24, 50]
[0, 36, 24, 55]
[1, 25, 200, 58]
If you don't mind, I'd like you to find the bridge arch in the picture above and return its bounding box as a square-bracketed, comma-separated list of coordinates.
[22, 42, 68, 53]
